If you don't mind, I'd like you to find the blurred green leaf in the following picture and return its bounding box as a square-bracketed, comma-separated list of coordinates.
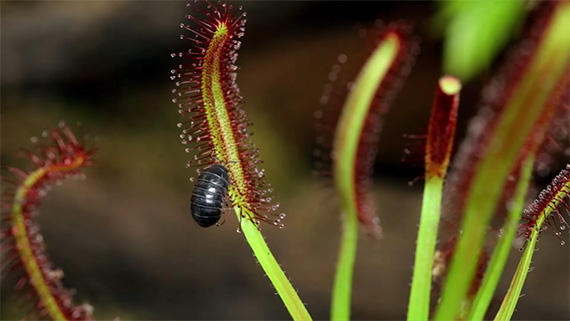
[437, 0, 526, 82]
[434, 2, 570, 319]
[468, 155, 534, 321]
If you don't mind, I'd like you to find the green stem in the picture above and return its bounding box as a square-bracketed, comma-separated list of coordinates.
[468, 155, 534, 321]
[493, 228, 538, 321]
[331, 208, 358, 321]
[407, 176, 444, 321]
[236, 206, 313, 321]
[329, 33, 402, 321]
[495, 169, 569, 320]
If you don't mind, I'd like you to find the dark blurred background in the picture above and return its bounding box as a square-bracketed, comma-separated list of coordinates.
[1, 1, 568, 320]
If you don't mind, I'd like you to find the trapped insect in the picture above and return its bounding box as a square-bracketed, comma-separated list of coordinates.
[190, 164, 231, 227]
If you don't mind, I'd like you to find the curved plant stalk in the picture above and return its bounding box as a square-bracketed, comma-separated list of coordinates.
[237, 206, 311, 321]
[330, 26, 417, 321]
[331, 206, 358, 321]
[434, 3, 570, 319]
[1, 124, 96, 320]
[494, 228, 538, 321]
[173, 2, 310, 320]
[407, 76, 461, 321]
[467, 155, 535, 321]
[495, 164, 570, 320]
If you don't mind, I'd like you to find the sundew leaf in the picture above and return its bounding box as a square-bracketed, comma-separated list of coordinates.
[173, 2, 311, 320]
[434, 3, 570, 320]
[407, 76, 461, 321]
[495, 164, 570, 320]
[1, 124, 96, 320]
[330, 24, 418, 321]
[173, 1, 280, 225]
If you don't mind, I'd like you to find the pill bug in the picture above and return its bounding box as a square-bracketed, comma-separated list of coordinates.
[190, 164, 231, 227]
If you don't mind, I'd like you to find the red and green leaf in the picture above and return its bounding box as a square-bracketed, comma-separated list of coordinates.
[1, 124, 96, 320]
[172, 0, 281, 226]
[435, 2, 570, 319]
[330, 22, 419, 238]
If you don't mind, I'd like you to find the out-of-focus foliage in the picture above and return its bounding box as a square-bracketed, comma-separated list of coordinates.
[434, 0, 526, 82]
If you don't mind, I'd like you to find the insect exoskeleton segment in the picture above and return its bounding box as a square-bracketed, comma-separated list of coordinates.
[190, 164, 231, 227]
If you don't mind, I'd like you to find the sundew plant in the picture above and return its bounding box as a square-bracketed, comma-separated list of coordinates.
[1, 1, 569, 320]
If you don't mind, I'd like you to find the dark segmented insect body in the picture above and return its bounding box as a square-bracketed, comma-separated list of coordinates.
[191, 164, 231, 227]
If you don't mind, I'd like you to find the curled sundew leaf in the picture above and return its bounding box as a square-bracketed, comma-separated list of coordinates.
[328, 22, 418, 321]
[435, 2, 570, 320]
[172, 0, 280, 227]
[331, 22, 419, 239]
[172, 2, 311, 320]
[1, 123, 96, 321]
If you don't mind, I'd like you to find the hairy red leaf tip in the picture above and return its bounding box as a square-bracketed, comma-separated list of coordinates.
[1, 123, 95, 320]
[518, 164, 570, 244]
[425, 76, 461, 179]
[172, 1, 282, 226]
